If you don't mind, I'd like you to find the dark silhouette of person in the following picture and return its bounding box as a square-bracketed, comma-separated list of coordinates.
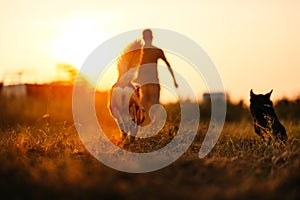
[135, 29, 178, 122]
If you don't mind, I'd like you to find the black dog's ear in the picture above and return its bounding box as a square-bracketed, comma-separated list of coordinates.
[250, 89, 255, 98]
[266, 89, 273, 98]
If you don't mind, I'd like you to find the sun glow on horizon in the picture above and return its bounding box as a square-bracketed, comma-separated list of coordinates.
[51, 17, 110, 70]
[1, 1, 300, 102]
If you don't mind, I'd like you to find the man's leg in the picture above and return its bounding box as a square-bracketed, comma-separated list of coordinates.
[151, 84, 160, 105]
[140, 84, 161, 125]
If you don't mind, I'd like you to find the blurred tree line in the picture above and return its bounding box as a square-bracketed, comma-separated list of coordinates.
[275, 98, 300, 121]
[1, 82, 300, 129]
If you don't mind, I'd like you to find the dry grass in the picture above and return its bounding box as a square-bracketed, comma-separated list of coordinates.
[1, 118, 300, 199]
[1, 85, 300, 199]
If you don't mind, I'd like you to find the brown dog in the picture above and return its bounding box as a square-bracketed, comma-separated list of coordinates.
[109, 40, 145, 140]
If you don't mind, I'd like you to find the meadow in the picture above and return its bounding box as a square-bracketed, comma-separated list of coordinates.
[0, 83, 300, 199]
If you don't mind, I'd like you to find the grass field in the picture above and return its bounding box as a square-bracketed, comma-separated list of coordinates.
[0, 84, 300, 199]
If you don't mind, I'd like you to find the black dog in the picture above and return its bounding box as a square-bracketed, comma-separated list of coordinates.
[250, 89, 287, 142]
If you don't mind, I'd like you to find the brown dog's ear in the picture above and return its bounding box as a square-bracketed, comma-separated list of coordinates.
[250, 89, 255, 98]
[266, 89, 273, 98]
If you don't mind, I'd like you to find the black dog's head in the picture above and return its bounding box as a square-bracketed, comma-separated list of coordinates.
[250, 89, 287, 142]
[250, 89, 273, 108]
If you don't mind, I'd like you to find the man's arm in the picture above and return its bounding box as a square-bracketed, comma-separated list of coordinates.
[160, 50, 178, 88]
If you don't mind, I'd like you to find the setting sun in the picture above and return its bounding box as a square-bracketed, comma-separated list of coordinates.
[52, 17, 109, 69]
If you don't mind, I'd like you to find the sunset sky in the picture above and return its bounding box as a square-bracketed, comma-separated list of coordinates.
[1, 0, 300, 102]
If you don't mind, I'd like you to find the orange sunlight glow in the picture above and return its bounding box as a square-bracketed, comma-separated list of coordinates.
[52, 17, 109, 70]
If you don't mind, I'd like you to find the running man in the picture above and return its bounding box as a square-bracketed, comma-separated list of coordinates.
[135, 29, 178, 122]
